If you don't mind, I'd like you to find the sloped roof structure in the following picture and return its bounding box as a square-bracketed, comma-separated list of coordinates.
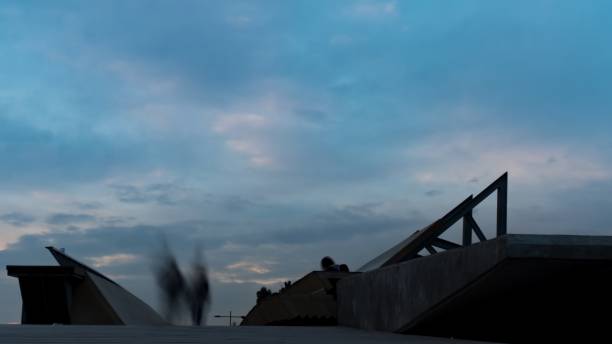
[7, 247, 166, 325]
[241, 271, 356, 326]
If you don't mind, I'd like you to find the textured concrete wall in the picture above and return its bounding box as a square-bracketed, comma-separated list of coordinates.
[337, 234, 612, 333]
[337, 238, 501, 332]
[89, 273, 166, 325]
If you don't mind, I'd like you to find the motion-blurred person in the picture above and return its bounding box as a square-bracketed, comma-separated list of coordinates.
[153, 239, 186, 323]
[187, 246, 210, 326]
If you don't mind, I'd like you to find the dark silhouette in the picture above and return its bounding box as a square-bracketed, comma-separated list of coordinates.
[187, 247, 210, 326]
[320, 256, 340, 272]
[279, 280, 292, 293]
[153, 240, 186, 323]
[256, 287, 272, 304]
[153, 239, 211, 325]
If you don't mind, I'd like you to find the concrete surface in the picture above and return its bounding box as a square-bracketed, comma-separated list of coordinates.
[338, 236, 501, 332]
[337, 234, 612, 342]
[0, 325, 498, 344]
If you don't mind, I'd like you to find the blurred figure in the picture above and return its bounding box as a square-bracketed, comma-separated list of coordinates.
[320, 256, 349, 272]
[320, 256, 340, 272]
[153, 239, 186, 323]
[187, 246, 210, 326]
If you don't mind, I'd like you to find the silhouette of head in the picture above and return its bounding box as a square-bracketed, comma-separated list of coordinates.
[321, 256, 335, 270]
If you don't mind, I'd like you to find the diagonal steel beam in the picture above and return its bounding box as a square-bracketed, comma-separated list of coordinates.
[466, 213, 486, 242]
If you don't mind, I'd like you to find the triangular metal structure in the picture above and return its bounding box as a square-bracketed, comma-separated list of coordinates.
[358, 173, 508, 272]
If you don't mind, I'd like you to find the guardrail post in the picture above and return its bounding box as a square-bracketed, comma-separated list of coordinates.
[496, 173, 508, 236]
[462, 211, 472, 246]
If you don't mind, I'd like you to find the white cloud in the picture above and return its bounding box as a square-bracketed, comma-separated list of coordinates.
[225, 139, 275, 167]
[0, 224, 47, 251]
[226, 261, 272, 274]
[211, 271, 292, 286]
[213, 114, 268, 134]
[213, 112, 278, 168]
[211, 259, 291, 286]
[87, 253, 139, 268]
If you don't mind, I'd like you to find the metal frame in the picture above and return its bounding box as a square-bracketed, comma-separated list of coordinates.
[382, 172, 508, 267]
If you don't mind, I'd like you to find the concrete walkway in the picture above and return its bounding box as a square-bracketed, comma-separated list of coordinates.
[0, 325, 498, 343]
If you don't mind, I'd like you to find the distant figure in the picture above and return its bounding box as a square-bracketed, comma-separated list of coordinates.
[154, 250, 186, 323]
[153, 239, 212, 325]
[187, 247, 210, 326]
[256, 287, 273, 304]
[339, 264, 350, 272]
[320, 256, 340, 272]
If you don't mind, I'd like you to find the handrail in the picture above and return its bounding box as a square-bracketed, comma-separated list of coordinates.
[380, 172, 508, 267]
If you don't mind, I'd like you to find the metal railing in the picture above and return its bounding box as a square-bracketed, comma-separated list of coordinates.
[382, 172, 508, 267]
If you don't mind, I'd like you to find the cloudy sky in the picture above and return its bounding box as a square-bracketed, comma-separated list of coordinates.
[1, 0, 612, 325]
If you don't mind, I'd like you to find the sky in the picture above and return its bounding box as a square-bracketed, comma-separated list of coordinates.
[1, 0, 612, 325]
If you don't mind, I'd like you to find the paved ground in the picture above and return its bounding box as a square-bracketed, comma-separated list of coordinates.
[0, 325, 497, 343]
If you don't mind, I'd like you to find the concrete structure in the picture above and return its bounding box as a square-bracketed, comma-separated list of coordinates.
[337, 234, 612, 343]
[240, 174, 612, 342]
[242, 271, 356, 325]
[6, 247, 165, 325]
[0, 325, 498, 344]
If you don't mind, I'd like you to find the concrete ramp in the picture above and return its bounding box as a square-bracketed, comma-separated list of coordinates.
[337, 234, 612, 343]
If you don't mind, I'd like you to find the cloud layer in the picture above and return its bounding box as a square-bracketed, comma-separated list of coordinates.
[1, 0, 612, 325]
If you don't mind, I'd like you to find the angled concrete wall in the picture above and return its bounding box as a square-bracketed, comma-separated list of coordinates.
[337, 235, 612, 342]
[337, 236, 501, 332]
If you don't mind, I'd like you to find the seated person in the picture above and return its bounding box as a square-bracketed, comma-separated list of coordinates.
[321, 256, 350, 272]
[321, 256, 340, 271]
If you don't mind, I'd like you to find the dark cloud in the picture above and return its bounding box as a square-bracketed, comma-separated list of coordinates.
[46, 213, 97, 225]
[109, 183, 192, 206]
[237, 203, 423, 246]
[99, 216, 133, 227]
[0, 222, 211, 266]
[0, 202, 426, 324]
[2, 202, 422, 264]
[0, 212, 35, 226]
[343, 202, 383, 215]
[425, 190, 443, 197]
[223, 196, 257, 212]
[109, 183, 262, 213]
[72, 201, 104, 210]
[294, 108, 328, 123]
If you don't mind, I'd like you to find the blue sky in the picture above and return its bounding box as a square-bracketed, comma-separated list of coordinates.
[1, 0, 612, 324]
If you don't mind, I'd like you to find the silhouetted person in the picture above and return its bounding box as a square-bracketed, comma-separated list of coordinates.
[153, 240, 186, 323]
[187, 247, 210, 326]
[158, 256, 186, 322]
[256, 287, 273, 304]
[320, 256, 340, 272]
[339, 264, 350, 272]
